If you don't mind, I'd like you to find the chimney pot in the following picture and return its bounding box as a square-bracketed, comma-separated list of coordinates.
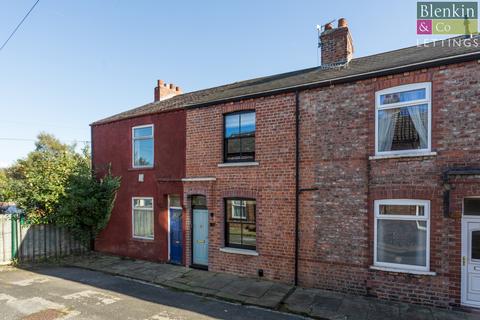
[175, 86, 180, 92]
[324, 23, 333, 30]
[158, 79, 164, 86]
[338, 18, 347, 28]
[169, 83, 174, 89]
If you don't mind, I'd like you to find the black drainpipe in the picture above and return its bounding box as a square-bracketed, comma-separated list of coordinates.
[294, 90, 300, 286]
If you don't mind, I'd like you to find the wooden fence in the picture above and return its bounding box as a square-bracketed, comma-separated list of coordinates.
[0, 214, 88, 265]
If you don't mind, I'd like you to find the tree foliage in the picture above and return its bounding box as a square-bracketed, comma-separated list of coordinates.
[0, 168, 10, 203]
[4, 133, 120, 244]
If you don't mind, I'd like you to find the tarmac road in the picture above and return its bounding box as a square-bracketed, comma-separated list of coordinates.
[0, 266, 305, 320]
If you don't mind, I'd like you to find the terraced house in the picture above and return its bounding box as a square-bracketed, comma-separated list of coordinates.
[91, 19, 480, 309]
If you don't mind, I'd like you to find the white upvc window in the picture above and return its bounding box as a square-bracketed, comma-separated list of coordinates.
[132, 197, 154, 240]
[375, 82, 431, 156]
[231, 200, 247, 220]
[374, 199, 430, 272]
[132, 124, 154, 168]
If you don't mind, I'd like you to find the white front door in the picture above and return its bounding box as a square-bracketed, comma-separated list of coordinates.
[462, 218, 480, 307]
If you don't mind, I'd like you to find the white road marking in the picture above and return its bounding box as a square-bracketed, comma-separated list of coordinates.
[146, 311, 186, 320]
[10, 276, 50, 286]
[63, 290, 121, 305]
[0, 293, 17, 303]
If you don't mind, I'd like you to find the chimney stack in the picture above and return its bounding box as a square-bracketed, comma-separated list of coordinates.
[320, 18, 354, 66]
[154, 80, 183, 102]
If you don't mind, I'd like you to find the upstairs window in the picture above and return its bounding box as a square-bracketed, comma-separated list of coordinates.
[224, 111, 255, 162]
[132, 125, 154, 168]
[375, 83, 431, 156]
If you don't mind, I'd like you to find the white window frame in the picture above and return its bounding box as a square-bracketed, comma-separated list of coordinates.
[132, 197, 154, 240]
[375, 82, 432, 156]
[132, 124, 154, 168]
[231, 200, 247, 220]
[374, 199, 430, 272]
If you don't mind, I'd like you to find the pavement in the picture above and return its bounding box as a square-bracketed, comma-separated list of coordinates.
[10, 253, 480, 320]
[0, 266, 303, 320]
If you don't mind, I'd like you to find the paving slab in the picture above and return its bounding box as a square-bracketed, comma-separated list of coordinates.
[283, 287, 317, 315]
[367, 299, 400, 320]
[238, 280, 273, 298]
[59, 253, 477, 320]
[337, 298, 369, 320]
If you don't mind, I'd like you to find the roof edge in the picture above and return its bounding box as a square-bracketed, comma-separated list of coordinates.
[185, 50, 480, 110]
[92, 50, 480, 126]
[90, 104, 184, 127]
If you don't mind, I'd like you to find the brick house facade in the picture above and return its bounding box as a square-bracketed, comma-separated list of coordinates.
[92, 84, 186, 263]
[92, 20, 480, 309]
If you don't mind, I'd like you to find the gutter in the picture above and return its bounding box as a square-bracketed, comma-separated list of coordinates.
[186, 51, 480, 110]
[294, 91, 300, 286]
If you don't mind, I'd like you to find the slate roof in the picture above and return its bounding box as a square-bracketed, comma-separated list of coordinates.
[92, 36, 480, 125]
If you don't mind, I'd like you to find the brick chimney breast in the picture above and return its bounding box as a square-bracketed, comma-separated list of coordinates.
[320, 18, 354, 66]
[154, 80, 183, 102]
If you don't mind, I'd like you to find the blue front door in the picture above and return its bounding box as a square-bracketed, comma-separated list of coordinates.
[192, 209, 209, 266]
[169, 208, 183, 265]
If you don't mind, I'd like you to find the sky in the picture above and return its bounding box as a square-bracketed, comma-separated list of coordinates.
[0, 0, 449, 167]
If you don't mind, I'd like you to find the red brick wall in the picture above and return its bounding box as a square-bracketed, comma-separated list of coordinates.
[184, 94, 297, 283]
[91, 110, 186, 263]
[298, 60, 480, 308]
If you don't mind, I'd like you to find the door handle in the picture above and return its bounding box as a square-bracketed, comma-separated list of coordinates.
[463, 256, 466, 266]
[175, 241, 180, 244]
[197, 240, 205, 244]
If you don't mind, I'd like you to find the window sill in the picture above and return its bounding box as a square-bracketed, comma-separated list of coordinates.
[217, 162, 259, 168]
[132, 237, 154, 242]
[128, 167, 155, 171]
[370, 265, 436, 276]
[219, 247, 259, 256]
[369, 151, 437, 160]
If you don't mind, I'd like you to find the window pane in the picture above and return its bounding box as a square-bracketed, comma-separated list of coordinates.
[378, 104, 428, 152]
[169, 195, 181, 208]
[231, 200, 246, 219]
[134, 139, 153, 166]
[380, 89, 426, 105]
[225, 114, 240, 138]
[228, 222, 242, 246]
[191, 195, 206, 208]
[240, 112, 256, 135]
[134, 209, 153, 238]
[242, 223, 256, 247]
[241, 137, 255, 153]
[472, 231, 480, 260]
[377, 219, 427, 267]
[134, 198, 153, 208]
[226, 138, 241, 155]
[134, 126, 153, 138]
[380, 205, 424, 216]
[465, 198, 480, 216]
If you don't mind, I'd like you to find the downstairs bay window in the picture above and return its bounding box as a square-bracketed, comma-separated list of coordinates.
[374, 199, 430, 272]
[375, 83, 431, 156]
